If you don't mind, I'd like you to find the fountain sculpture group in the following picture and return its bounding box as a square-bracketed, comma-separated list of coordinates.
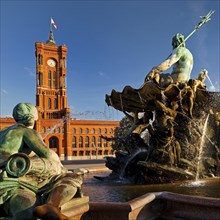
[98, 12, 220, 185]
[101, 28, 220, 184]
[102, 70, 220, 184]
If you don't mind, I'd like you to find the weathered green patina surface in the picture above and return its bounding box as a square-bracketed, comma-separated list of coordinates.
[0, 103, 83, 220]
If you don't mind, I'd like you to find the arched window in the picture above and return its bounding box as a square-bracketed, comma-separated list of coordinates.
[54, 98, 58, 109]
[63, 58, 67, 68]
[56, 127, 60, 133]
[98, 136, 101, 148]
[60, 76, 66, 88]
[48, 98, 51, 109]
[72, 128, 76, 134]
[49, 136, 59, 149]
[37, 54, 40, 65]
[103, 139, 107, 148]
[91, 128, 95, 134]
[85, 128, 89, 134]
[47, 127, 51, 133]
[72, 136, 76, 148]
[92, 136, 96, 148]
[110, 128, 113, 134]
[98, 128, 101, 134]
[104, 128, 107, 134]
[85, 136, 89, 148]
[42, 127, 45, 133]
[98, 150, 102, 155]
[37, 72, 43, 86]
[109, 140, 113, 148]
[79, 136, 83, 148]
[53, 71, 57, 88]
[48, 71, 52, 87]
[37, 54, 43, 65]
[79, 128, 82, 134]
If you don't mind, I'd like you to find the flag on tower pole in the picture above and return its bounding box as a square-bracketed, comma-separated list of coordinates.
[51, 18, 58, 30]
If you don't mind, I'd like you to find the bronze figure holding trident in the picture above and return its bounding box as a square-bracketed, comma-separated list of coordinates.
[145, 10, 214, 87]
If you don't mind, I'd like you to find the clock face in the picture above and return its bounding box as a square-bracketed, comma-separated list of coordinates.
[47, 59, 56, 67]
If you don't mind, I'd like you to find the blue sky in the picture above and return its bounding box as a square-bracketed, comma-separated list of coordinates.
[0, 0, 219, 120]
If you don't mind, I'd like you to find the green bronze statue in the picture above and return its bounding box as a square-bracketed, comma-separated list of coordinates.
[0, 103, 83, 220]
[145, 10, 214, 87]
[145, 33, 193, 86]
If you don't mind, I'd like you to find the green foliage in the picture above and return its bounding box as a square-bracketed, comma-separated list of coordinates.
[112, 116, 132, 151]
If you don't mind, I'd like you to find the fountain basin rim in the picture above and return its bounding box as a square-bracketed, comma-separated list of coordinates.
[86, 191, 220, 220]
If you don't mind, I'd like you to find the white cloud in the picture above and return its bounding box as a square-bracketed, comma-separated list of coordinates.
[24, 67, 35, 77]
[98, 71, 105, 77]
[1, 89, 8, 95]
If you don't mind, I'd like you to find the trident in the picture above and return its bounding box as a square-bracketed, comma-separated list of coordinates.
[177, 10, 215, 48]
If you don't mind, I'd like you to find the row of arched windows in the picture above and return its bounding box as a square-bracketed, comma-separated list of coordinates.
[72, 136, 112, 148]
[72, 150, 114, 156]
[42, 126, 114, 135]
[47, 136, 114, 156]
[42, 126, 64, 134]
[72, 128, 113, 134]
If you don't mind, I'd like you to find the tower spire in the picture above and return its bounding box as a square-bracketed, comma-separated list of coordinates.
[46, 20, 56, 45]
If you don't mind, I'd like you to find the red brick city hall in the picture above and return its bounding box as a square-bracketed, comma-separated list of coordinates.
[0, 29, 119, 160]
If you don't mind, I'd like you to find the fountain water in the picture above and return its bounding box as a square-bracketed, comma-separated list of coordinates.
[161, 90, 168, 105]
[195, 114, 210, 181]
[42, 116, 68, 139]
[206, 75, 216, 91]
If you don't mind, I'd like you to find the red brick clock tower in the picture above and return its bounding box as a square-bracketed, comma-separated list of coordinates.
[35, 27, 71, 158]
[35, 29, 70, 120]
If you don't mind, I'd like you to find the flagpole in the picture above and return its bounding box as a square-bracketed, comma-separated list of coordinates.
[50, 17, 53, 31]
[47, 18, 56, 44]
